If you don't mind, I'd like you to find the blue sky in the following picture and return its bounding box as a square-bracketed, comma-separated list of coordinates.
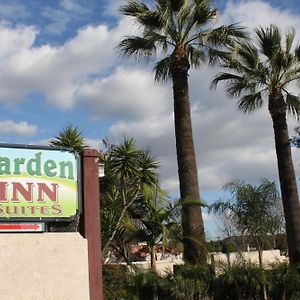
[1, 0, 300, 238]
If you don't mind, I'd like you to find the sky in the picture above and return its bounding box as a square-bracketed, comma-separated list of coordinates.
[1, 0, 300, 239]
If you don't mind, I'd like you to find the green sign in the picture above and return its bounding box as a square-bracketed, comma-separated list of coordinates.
[0, 145, 79, 220]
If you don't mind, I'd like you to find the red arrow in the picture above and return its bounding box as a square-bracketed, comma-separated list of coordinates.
[0, 223, 40, 230]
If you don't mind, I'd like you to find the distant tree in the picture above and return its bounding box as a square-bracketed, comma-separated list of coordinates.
[210, 179, 284, 268]
[127, 189, 181, 272]
[50, 124, 87, 153]
[212, 25, 300, 265]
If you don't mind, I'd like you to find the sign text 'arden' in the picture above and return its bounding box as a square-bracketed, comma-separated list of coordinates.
[0, 148, 78, 219]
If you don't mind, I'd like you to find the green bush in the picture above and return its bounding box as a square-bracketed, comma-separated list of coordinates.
[126, 270, 172, 300]
[267, 262, 300, 300]
[215, 262, 267, 300]
[102, 262, 300, 300]
[103, 264, 129, 300]
[170, 264, 215, 299]
[124, 264, 215, 300]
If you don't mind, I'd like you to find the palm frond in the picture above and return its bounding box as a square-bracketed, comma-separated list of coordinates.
[286, 93, 300, 119]
[214, 73, 259, 98]
[255, 25, 282, 59]
[205, 23, 248, 47]
[137, 151, 160, 188]
[237, 92, 263, 113]
[154, 56, 172, 81]
[206, 48, 232, 65]
[188, 45, 206, 68]
[117, 36, 156, 60]
[237, 41, 260, 70]
[210, 72, 242, 90]
[119, 1, 149, 16]
[285, 28, 296, 53]
[138, 11, 165, 29]
[49, 124, 87, 153]
[209, 200, 233, 215]
[170, 0, 185, 12]
[295, 43, 300, 61]
[144, 30, 169, 50]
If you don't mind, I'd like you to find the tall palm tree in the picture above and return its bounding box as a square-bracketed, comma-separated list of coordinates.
[50, 124, 88, 153]
[117, 0, 246, 265]
[211, 25, 300, 265]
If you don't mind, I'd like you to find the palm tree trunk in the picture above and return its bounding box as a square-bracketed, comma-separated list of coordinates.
[257, 242, 263, 269]
[257, 246, 268, 300]
[171, 45, 206, 265]
[150, 245, 157, 273]
[268, 91, 300, 265]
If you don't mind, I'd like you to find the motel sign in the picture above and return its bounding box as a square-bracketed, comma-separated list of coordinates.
[0, 145, 79, 220]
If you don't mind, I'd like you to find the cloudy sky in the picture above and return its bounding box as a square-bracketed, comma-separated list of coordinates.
[1, 0, 300, 238]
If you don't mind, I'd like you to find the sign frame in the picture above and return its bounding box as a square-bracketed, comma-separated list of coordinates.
[0, 143, 82, 222]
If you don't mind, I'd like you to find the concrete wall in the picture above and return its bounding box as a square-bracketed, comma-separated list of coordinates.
[124, 250, 288, 276]
[209, 249, 288, 268]
[0, 233, 90, 300]
[131, 257, 184, 276]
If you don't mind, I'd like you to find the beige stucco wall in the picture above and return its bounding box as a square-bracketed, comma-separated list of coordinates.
[210, 249, 288, 268]
[0, 232, 89, 300]
[125, 250, 288, 276]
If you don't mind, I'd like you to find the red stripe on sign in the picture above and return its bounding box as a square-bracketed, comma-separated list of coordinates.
[0, 224, 40, 230]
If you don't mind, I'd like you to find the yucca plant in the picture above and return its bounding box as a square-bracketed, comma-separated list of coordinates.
[50, 124, 87, 153]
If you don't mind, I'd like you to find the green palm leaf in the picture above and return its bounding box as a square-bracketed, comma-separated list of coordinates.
[50, 124, 87, 153]
[117, 37, 156, 60]
[286, 93, 300, 119]
[154, 56, 172, 81]
[237, 92, 263, 113]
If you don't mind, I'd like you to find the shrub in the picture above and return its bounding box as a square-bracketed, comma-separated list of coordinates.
[103, 264, 128, 300]
[126, 270, 172, 300]
[267, 262, 300, 300]
[170, 264, 215, 299]
[215, 262, 267, 300]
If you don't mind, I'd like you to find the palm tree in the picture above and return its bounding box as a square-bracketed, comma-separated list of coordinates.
[211, 179, 283, 269]
[100, 138, 159, 256]
[50, 124, 88, 153]
[211, 25, 300, 265]
[117, 0, 246, 265]
[129, 189, 181, 272]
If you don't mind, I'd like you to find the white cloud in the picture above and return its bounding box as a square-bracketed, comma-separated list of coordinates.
[102, 0, 124, 18]
[60, 0, 86, 13]
[86, 138, 102, 150]
[0, 20, 128, 107]
[221, 0, 300, 34]
[0, 24, 36, 59]
[78, 66, 172, 120]
[0, 120, 37, 136]
[41, 0, 89, 34]
[0, 2, 28, 21]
